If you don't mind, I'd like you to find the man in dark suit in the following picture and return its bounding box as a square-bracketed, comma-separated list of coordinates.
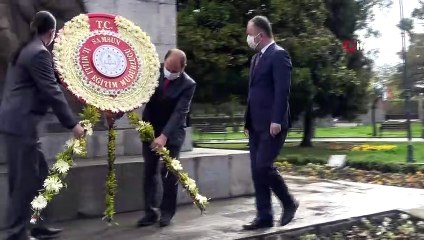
[0, 11, 85, 240]
[136, 49, 196, 228]
[243, 16, 299, 230]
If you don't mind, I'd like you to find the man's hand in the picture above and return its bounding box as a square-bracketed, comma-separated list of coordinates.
[104, 111, 125, 127]
[244, 128, 249, 137]
[151, 134, 168, 150]
[72, 123, 85, 139]
[270, 123, 282, 137]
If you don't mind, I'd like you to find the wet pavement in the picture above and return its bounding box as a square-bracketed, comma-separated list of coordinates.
[1, 176, 423, 240]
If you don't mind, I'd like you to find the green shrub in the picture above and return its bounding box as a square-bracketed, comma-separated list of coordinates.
[277, 156, 424, 173]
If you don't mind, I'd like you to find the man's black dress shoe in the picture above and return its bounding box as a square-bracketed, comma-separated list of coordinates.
[136, 215, 158, 227]
[280, 201, 299, 226]
[31, 226, 62, 239]
[159, 218, 171, 228]
[242, 219, 274, 230]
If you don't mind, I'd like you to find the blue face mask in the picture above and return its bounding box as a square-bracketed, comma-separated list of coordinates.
[164, 68, 180, 80]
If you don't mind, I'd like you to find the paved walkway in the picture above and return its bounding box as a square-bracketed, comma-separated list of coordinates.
[2, 177, 422, 240]
[196, 137, 424, 144]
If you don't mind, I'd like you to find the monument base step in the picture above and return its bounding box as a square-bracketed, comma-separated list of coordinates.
[0, 148, 252, 229]
[37, 127, 193, 162]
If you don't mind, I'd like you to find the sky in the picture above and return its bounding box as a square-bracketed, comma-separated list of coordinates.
[359, 0, 423, 68]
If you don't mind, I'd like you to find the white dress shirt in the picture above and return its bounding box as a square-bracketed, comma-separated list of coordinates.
[260, 41, 275, 54]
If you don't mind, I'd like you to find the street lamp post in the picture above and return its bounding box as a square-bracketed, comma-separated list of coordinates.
[399, 0, 414, 163]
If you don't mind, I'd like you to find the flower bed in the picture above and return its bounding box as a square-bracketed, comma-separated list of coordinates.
[248, 211, 424, 240]
[351, 144, 397, 152]
[277, 162, 424, 189]
[278, 155, 424, 174]
[299, 213, 423, 240]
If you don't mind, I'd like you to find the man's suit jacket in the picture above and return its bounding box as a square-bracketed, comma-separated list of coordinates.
[0, 38, 77, 137]
[245, 43, 292, 132]
[142, 66, 196, 147]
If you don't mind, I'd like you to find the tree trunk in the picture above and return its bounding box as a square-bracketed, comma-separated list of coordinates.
[371, 98, 378, 137]
[300, 103, 314, 147]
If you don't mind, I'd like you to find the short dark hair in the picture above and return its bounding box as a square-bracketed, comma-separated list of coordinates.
[250, 16, 273, 38]
[30, 11, 57, 35]
[11, 11, 57, 65]
[164, 49, 187, 68]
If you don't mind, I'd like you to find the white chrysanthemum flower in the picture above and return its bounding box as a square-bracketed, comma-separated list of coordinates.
[195, 194, 208, 205]
[186, 178, 196, 191]
[80, 120, 93, 136]
[31, 195, 48, 210]
[400, 214, 410, 220]
[65, 139, 76, 148]
[85, 123, 93, 136]
[72, 140, 84, 155]
[170, 160, 183, 171]
[53, 160, 70, 174]
[43, 176, 63, 193]
[382, 217, 392, 227]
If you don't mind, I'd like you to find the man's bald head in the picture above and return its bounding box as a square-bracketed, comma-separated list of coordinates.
[164, 49, 187, 74]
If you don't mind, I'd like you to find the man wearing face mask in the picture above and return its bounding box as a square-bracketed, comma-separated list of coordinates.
[243, 16, 299, 230]
[136, 49, 196, 228]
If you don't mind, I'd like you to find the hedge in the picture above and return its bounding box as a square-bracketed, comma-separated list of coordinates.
[277, 156, 424, 174]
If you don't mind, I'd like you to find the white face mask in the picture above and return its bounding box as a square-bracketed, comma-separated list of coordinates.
[246, 33, 262, 50]
[164, 68, 180, 80]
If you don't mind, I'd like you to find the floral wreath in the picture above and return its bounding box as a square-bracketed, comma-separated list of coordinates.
[31, 13, 208, 224]
[53, 14, 160, 112]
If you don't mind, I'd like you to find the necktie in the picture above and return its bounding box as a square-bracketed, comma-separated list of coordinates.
[163, 78, 171, 95]
[254, 52, 262, 71]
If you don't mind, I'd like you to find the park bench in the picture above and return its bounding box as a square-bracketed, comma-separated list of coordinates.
[192, 123, 209, 132]
[231, 123, 245, 133]
[198, 123, 228, 140]
[379, 121, 407, 136]
[289, 127, 303, 134]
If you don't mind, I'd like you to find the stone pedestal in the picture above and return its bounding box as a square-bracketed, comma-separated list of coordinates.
[0, 149, 251, 229]
[83, 0, 176, 60]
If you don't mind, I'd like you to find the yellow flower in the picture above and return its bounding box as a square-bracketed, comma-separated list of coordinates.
[351, 144, 396, 152]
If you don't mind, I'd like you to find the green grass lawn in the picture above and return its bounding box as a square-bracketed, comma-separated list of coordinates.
[193, 123, 423, 140]
[196, 142, 424, 164]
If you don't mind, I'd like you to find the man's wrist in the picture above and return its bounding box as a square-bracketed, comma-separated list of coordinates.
[159, 133, 168, 140]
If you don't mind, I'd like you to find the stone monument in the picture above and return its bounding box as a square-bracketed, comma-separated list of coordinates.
[0, 0, 251, 229]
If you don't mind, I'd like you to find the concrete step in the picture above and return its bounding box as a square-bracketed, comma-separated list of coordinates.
[0, 148, 252, 229]
[37, 127, 194, 162]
